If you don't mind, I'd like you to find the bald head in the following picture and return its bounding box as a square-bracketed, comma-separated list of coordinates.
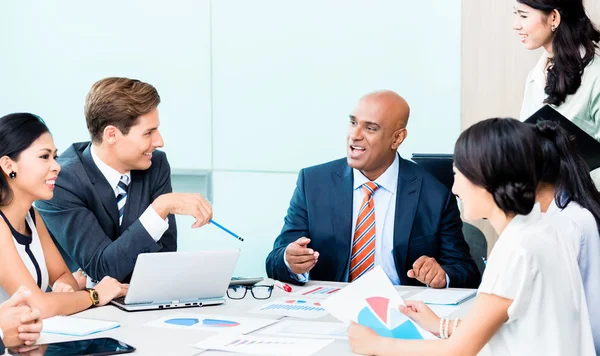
[357, 90, 410, 130]
[347, 90, 410, 181]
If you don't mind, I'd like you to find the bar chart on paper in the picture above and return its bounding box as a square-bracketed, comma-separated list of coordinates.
[251, 298, 329, 319]
[294, 285, 342, 297]
[195, 334, 334, 356]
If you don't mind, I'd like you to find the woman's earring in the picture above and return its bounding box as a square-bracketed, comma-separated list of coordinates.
[551, 24, 556, 32]
[9, 171, 16, 179]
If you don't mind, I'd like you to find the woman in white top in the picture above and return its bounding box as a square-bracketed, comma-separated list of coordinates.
[513, 0, 600, 188]
[533, 120, 600, 354]
[0, 113, 127, 319]
[348, 118, 595, 356]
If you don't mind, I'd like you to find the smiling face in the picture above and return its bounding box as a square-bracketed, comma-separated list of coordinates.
[512, 3, 555, 51]
[3, 132, 61, 202]
[451, 166, 495, 221]
[346, 92, 409, 181]
[110, 107, 164, 172]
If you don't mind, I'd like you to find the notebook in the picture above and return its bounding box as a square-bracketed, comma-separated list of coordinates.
[409, 289, 477, 305]
[42, 316, 120, 336]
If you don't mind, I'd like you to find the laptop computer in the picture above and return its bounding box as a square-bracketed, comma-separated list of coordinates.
[111, 250, 240, 312]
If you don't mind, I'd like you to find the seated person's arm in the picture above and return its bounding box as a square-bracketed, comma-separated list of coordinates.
[348, 293, 510, 356]
[33, 209, 79, 293]
[434, 191, 481, 288]
[0, 218, 126, 319]
[266, 169, 318, 284]
[35, 156, 186, 282]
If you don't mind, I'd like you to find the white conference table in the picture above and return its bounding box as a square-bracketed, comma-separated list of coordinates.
[36, 281, 486, 356]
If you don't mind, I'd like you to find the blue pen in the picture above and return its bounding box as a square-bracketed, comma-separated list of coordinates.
[210, 219, 244, 242]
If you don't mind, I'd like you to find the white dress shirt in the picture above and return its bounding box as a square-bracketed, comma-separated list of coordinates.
[479, 204, 595, 355]
[545, 199, 600, 354]
[519, 50, 600, 190]
[286, 155, 448, 286]
[90, 146, 168, 242]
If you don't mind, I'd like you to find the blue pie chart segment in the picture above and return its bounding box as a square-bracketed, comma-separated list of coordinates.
[357, 298, 423, 340]
[164, 318, 199, 327]
[202, 319, 241, 327]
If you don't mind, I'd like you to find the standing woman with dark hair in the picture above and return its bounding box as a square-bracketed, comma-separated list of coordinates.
[533, 120, 600, 354]
[347, 118, 595, 356]
[513, 0, 600, 188]
[0, 113, 127, 319]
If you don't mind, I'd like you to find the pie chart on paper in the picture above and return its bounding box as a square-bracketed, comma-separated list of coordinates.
[357, 297, 423, 339]
[202, 319, 241, 328]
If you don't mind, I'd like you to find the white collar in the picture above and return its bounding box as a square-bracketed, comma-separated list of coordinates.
[499, 203, 543, 238]
[353, 154, 399, 194]
[546, 199, 561, 216]
[528, 50, 551, 89]
[90, 145, 131, 190]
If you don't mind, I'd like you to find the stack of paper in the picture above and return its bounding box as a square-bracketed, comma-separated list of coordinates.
[409, 289, 476, 305]
[195, 334, 334, 356]
[42, 316, 120, 336]
[321, 266, 436, 340]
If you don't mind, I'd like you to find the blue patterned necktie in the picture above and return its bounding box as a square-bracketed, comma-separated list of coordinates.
[116, 175, 130, 226]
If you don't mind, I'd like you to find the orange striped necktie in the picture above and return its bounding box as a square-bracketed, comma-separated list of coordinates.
[349, 181, 380, 281]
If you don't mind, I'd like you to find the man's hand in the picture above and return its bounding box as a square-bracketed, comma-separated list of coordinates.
[284, 237, 319, 275]
[407, 256, 447, 288]
[152, 193, 213, 228]
[0, 287, 43, 347]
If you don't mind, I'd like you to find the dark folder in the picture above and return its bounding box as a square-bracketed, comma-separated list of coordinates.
[524, 105, 600, 171]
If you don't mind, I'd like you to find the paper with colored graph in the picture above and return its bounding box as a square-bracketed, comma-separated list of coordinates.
[144, 314, 278, 334]
[321, 266, 436, 340]
[194, 334, 334, 356]
[251, 298, 329, 319]
[409, 288, 477, 305]
[256, 320, 348, 340]
[292, 284, 343, 298]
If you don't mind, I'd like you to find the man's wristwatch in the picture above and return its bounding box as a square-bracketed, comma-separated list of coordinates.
[88, 288, 100, 306]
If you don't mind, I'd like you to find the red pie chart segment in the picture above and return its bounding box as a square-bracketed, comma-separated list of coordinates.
[366, 296, 389, 325]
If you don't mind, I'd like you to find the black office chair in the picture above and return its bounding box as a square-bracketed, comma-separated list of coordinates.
[410, 154, 454, 191]
[462, 222, 487, 275]
[412, 154, 488, 274]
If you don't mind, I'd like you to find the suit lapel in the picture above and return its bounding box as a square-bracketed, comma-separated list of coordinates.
[81, 145, 120, 230]
[393, 157, 422, 285]
[331, 163, 353, 282]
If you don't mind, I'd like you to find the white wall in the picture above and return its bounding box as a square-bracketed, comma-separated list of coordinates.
[1, 0, 462, 277]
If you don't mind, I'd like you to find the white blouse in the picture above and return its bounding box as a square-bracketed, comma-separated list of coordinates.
[478, 204, 595, 356]
[520, 51, 600, 190]
[0, 210, 49, 303]
[546, 200, 600, 354]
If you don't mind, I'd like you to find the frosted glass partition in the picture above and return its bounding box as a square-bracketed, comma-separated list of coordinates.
[1, 0, 463, 278]
[176, 171, 298, 277]
[0, 0, 212, 170]
[212, 0, 462, 172]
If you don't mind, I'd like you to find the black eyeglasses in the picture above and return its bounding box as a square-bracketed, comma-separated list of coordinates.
[227, 284, 274, 300]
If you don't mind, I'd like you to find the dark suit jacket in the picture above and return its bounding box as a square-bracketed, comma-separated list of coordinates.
[266, 156, 481, 288]
[0, 334, 4, 354]
[36, 142, 177, 282]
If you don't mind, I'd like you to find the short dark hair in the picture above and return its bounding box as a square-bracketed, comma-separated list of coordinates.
[454, 118, 541, 216]
[85, 77, 161, 143]
[0, 113, 51, 206]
